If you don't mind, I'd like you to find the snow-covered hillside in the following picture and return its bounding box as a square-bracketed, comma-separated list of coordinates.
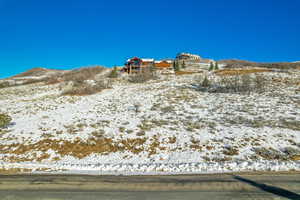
[0, 69, 299, 175]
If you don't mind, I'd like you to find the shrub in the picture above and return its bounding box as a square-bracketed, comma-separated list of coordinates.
[201, 76, 210, 87]
[253, 147, 285, 160]
[223, 146, 239, 156]
[0, 82, 10, 89]
[182, 61, 186, 69]
[219, 74, 253, 94]
[173, 60, 180, 72]
[108, 67, 119, 78]
[128, 67, 158, 83]
[214, 62, 219, 70]
[0, 113, 12, 128]
[209, 62, 214, 71]
[283, 147, 300, 156]
[61, 79, 111, 96]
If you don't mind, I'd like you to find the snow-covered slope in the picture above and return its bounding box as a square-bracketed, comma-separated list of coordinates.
[0, 70, 300, 175]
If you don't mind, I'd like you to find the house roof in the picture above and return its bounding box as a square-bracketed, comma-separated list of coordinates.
[127, 57, 154, 62]
[141, 58, 154, 62]
[155, 60, 173, 64]
[127, 57, 141, 62]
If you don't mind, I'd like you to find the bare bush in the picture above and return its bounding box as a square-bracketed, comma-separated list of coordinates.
[128, 67, 158, 83]
[219, 75, 253, 94]
[253, 74, 267, 93]
[198, 74, 268, 94]
[61, 79, 112, 96]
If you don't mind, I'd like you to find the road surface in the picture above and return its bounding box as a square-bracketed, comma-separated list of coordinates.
[0, 173, 300, 200]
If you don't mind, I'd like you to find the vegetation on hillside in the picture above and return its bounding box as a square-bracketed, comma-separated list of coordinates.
[198, 73, 267, 94]
[220, 59, 300, 70]
[128, 67, 158, 83]
[108, 67, 119, 78]
[173, 60, 180, 71]
[0, 82, 10, 89]
[0, 113, 12, 128]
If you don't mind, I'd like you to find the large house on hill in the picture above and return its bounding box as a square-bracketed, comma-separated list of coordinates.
[176, 52, 214, 63]
[123, 57, 173, 73]
[176, 53, 201, 61]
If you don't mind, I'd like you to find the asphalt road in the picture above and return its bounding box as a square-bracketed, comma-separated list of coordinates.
[0, 173, 300, 200]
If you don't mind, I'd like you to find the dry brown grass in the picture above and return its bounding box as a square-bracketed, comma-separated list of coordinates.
[215, 68, 272, 76]
[148, 135, 163, 156]
[0, 167, 57, 174]
[175, 71, 202, 75]
[168, 136, 177, 144]
[189, 144, 202, 151]
[223, 147, 239, 156]
[0, 136, 148, 161]
[0, 168, 32, 174]
[189, 138, 202, 151]
[253, 147, 285, 160]
[291, 155, 300, 161]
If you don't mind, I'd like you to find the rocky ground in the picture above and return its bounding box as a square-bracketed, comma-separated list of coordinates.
[0, 68, 299, 174]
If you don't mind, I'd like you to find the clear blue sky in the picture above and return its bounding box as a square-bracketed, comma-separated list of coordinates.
[1, 0, 300, 78]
